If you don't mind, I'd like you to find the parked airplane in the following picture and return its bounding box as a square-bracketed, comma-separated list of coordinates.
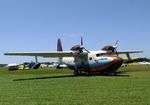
[4, 37, 143, 75]
[49, 63, 67, 68]
[137, 61, 150, 65]
[7, 63, 18, 70]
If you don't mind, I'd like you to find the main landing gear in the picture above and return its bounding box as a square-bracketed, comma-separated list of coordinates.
[74, 70, 79, 76]
[74, 70, 117, 76]
[113, 72, 117, 76]
[74, 70, 85, 76]
[74, 70, 91, 76]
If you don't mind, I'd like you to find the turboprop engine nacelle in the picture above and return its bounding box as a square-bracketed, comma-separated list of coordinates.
[70, 45, 81, 51]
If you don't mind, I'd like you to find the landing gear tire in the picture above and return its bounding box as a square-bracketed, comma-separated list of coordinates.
[113, 72, 117, 76]
[74, 70, 79, 76]
[86, 71, 91, 76]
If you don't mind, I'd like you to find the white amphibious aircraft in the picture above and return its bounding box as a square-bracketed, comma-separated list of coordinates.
[4, 37, 143, 75]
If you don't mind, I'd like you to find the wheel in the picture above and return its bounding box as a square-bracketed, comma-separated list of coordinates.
[113, 72, 117, 76]
[74, 70, 79, 76]
[86, 71, 91, 76]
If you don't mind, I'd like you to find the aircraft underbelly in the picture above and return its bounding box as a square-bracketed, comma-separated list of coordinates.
[80, 61, 112, 72]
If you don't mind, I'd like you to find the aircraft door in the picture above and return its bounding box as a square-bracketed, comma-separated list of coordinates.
[74, 54, 88, 69]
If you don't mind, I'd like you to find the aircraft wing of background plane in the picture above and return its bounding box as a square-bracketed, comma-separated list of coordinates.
[4, 51, 88, 57]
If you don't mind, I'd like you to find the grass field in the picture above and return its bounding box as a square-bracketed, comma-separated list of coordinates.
[0, 65, 150, 105]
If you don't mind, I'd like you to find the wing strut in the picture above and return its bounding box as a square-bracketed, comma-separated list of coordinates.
[126, 53, 131, 61]
[35, 56, 38, 63]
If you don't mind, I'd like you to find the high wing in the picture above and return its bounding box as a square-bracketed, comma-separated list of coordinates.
[4, 51, 88, 57]
[115, 50, 143, 54]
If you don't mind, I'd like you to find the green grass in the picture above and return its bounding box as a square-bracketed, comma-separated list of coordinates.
[0, 66, 150, 105]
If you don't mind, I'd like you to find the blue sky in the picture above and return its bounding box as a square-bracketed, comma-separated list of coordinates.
[0, 0, 150, 64]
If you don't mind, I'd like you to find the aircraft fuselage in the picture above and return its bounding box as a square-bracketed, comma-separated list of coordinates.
[62, 51, 123, 75]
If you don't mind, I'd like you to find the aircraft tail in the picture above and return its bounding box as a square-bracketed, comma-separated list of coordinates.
[57, 38, 63, 65]
[57, 38, 63, 51]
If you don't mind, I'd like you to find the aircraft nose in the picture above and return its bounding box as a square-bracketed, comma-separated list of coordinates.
[113, 56, 123, 64]
[112, 56, 123, 69]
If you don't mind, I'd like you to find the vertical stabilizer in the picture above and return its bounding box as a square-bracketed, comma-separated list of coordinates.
[57, 38, 63, 51]
[57, 38, 63, 66]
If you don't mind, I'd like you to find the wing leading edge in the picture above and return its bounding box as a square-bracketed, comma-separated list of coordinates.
[4, 51, 88, 57]
[116, 50, 143, 54]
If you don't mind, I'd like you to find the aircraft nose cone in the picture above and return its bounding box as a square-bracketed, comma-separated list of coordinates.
[113, 56, 123, 63]
[112, 56, 123, 70]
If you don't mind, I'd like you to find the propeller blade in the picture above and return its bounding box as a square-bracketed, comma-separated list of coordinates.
[83, 48, 90, 53]
[115, 49, 119, 56]
[115, 40, 119, 46]
[80, 37, 90, 53]
[81, 36, 83, 46]
[114, 40, 119, 56]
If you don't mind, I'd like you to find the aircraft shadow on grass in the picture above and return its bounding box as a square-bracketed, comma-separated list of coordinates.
[13, 73, 129, 81]
[13, 75, 76, 81]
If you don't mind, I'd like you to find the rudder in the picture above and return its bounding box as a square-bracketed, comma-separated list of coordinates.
[57, 38, 63, 51]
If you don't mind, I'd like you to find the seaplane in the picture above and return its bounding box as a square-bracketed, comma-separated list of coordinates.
[4, 37, 143, 76]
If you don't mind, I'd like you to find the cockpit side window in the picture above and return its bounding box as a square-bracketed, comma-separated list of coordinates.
[96, 54, 100, 57]
[96, 53, 106, 57]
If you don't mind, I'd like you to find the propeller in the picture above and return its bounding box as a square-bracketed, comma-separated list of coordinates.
[81, 36, 83, 46]
[113, 40, 119, 56]
[80, 37, 90, 53]
[115, 40, 119, 46]
[101, 40, 119, 56]
[70, 37, 90, 53]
